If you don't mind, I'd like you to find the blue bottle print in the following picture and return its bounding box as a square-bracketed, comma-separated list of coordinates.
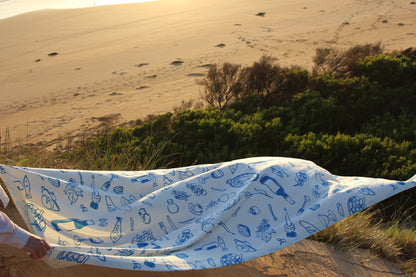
[101, 174, 117, 191]
[51, 218, 95, 232]
[297, 195, 310, 216]
[90, 175, 101, 210]
[260, 176, 295, 205]
[284, 207, 297, 237]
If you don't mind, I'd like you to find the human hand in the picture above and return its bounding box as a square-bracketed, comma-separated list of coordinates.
[23, 235, 50, 259]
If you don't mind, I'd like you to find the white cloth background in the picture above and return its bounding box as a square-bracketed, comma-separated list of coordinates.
[0, 157, 414, 271]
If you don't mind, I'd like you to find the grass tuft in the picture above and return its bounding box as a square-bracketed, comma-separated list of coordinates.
[311, 209, 416, 273]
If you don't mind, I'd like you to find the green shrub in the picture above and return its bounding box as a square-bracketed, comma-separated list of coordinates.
[358, 54, 416, 87]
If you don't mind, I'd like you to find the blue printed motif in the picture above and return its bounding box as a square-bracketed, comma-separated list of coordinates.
[172, 190, 191, 201]
[348, 196, 366, 215]
[41, 186, 60, 211]
[188, 203, 203, 215]
[294, 171, 309, 186]
[337, 202, 345, 217]
[0, 157, 414, 271]
[237, 224, 251, 237]
[226, 173, 259, 188]
[110, 217, 122, 243]
[27, 203, 46, 232]
[47, 177, 60, 188]
[220, 253, 243, 266]
[234, 239, 256, 252]
[256, 219, 276, 242]
[64, 178, 83, 205]
[56, 250, 90, 264]
[175, 229, 193, 245]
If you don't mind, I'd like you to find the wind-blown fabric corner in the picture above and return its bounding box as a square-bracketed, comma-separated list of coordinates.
[0, 157, 414, 271]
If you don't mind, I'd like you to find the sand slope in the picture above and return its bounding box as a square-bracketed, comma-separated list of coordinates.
[0, 0, 415, 145]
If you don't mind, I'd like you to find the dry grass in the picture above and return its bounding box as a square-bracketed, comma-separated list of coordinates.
[311, 209, 416, 273]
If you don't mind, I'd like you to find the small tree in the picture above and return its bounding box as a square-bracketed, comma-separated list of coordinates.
[313, 43, 383, 77]
[242, 55, 281, 100]
[197, 63, 244, 109]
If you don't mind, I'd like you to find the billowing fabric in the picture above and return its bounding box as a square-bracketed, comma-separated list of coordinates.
[0, 157, 414, 271]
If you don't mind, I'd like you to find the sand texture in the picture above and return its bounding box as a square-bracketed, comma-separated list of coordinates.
[0, 0, 415, 146]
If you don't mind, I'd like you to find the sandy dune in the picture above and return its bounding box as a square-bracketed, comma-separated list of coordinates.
[0, 0, 415, 146]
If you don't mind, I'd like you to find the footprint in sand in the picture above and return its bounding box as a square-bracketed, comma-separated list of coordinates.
[109, 92, 122, 96]
[215, 43, 226, 48]
[186, 73, 205, 77]
[198, 64, 215, 68]
[135, 63, 149, 68]
[256, 12, 266, 17]
[171, 60, 184, 66]
[136, 86, 150, 90]
[145, 74, 158, 78]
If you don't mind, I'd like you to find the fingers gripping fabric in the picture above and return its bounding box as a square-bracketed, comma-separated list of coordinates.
[0, 157, 414, 271]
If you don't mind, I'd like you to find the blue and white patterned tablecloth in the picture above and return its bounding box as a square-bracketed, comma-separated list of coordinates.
[0, 157, 414, 271]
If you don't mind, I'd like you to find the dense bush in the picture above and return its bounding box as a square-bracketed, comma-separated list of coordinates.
[71, 45, 416, 218]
